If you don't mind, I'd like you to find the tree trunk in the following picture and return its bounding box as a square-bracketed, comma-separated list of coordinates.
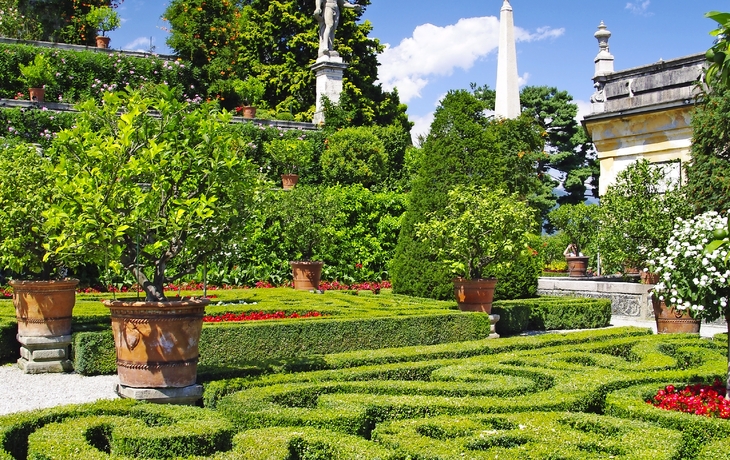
[726, 313, 730, 399]
[121, 252, 166, 302]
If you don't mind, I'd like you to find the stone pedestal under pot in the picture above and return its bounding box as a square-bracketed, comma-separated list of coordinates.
[104, 297, 209, 404]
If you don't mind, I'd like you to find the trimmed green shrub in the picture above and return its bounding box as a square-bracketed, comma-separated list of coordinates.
[0, 318, 17, 363]
[320, 126, 388, 189]
[26, 405, 233, 459]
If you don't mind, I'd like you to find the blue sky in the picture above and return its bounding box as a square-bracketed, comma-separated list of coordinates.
[108, 1, 726, 138]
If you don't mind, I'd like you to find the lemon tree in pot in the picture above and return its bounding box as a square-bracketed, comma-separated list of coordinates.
[275, 185, 339, 291]
[233, 76, 265, 119]
[0, 142, 78, 373]
[416, 185, 535, 324]
[85, 5, 120, 48]
[548, 202, 599, 277]
[265, 137, 314, 190]
[44, 86, 259, 402]
[18, 54, 55, 102]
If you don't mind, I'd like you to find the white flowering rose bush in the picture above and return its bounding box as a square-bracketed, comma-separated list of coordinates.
[649, 211, 730, 320]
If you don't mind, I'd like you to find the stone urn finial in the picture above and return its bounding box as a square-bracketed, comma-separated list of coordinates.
[594, 21, 611, 53]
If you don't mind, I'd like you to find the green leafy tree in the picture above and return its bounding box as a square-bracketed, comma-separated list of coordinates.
[519, 86, 598, 205]
[164, 0, 409, 127]
[17, 0, 121, 45]
[45, 85, 259, 301]
[597, 160, 691, 274]
[0, 0, 42, 40]
[547, 202, 599, 259]
[390, 89, 544, 300]
[320, 126, 387, 188]
[686, 85, 730, 214]
[705, 11, 730, 88]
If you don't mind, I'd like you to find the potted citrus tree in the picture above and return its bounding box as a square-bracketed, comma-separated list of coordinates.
[18, 54, 55, 102]
[597, 160, 691, 281]
[44, 86, 259, 401]
[276, 185, 339, 290]
[265, 137, 314, 189]
[233, 76, 265, 119]
[416, 185, 535, 316]
[0, 142, 78, 373]
[85, 5, 120, 48]
[548, 202, 599, 277]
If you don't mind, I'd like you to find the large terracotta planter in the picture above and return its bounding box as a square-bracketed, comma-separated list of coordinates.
[28, 87, 45, 102]
[566, 256, 589, 277]
[453, 278, 498, 313]
[104, 297, 209, 388]
[652, 297, 701, 334]
[281, 174, 299, 190]
[10, 279, 79, 337]
[96, 36, 111, 48]
[641, 271, 660, 285]
[290, 261, 324, 291]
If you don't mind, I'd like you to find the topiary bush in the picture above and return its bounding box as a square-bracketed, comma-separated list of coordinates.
[320, 126, 388, 188]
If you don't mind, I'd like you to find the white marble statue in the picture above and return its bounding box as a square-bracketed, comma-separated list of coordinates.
[314, 0, 360, 57]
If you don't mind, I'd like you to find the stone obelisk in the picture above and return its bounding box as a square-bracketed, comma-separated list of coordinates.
[495, 0, 520, 119]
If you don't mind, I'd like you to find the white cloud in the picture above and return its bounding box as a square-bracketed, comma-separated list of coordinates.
[625, 1, 653, 16]
[518, 72, 530, 87]
[378, 16, 564, 103]
[574, 99, 591, 122]
[409, 112, 434, 145]
[123, 37, 154, 53]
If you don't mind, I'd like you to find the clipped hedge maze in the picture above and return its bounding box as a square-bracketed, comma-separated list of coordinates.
[4, 327, 730, 458]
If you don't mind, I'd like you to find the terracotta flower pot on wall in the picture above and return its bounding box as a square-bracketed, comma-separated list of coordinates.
[28, 87, 45, 102]
[290, 261, 324, 291]
[565, 256, 589, 277]
[241, 106, 257, 119]
[281, 174, 299, 190]
[96, 36, 111, 48]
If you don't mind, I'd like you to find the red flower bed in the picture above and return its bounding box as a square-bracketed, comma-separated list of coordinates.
[648, 380, 730, 419]
[203, 311, 323, 323]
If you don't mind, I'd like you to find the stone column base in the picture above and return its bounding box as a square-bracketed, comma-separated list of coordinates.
[115, 383, 203, 405]
[16, 334, 73, 374]
[489, 314, 500, 339]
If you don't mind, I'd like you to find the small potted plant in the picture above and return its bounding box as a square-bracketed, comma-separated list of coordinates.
[416, 185, 534, 315]
[18, 54, 55, 102]
[265, 137, 314, 189]
[275, 185, 339, 290]
[548, 202, 599, 277]
[0, 142, 78, 373]
[233, 76, 265, 119]
[649, 211, 730, 334]
[85, 5, 120, 48]
[44, 86, 259, 401]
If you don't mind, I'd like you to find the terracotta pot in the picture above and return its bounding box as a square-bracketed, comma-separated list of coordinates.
[281, 174, 299, 190]
[566, 256, 589, 277]
[652, 297, 701, 334]
[242, 106, 257, 119]
[290, 261, 324, 291]
[641, 271, 660, 285]
[10, 279, 79, 337]
[453, 278, 498, 313]
[104, 297, 209, 388]
[96, 36, 111, 48]
[28, 87, 45, 102]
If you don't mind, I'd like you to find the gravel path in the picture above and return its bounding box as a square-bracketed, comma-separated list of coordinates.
[0, 364, 118, 416]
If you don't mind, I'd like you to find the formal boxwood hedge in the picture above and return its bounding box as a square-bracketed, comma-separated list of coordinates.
[4, 327, 730, 459]
[69, 295, 611, 376]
